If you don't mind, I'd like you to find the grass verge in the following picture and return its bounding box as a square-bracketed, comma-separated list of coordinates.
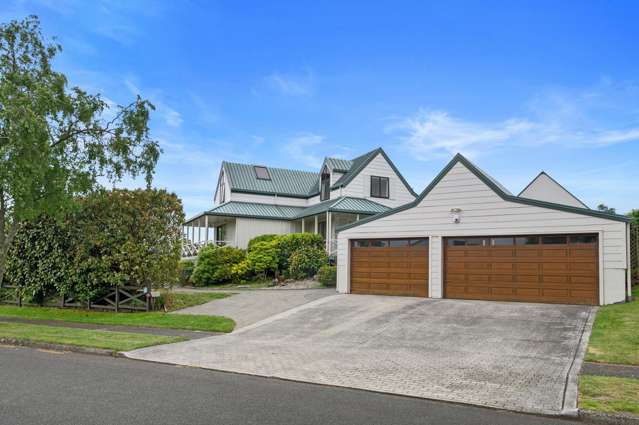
[579, 375, 639, 416]
[0, 305, 235, 333]
[0, 322, 185, 351]
[163, 291, 232, 311]
[586, 286, 639, 365]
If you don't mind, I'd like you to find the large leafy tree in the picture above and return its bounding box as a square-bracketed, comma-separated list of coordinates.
[0, 16, 160, 286]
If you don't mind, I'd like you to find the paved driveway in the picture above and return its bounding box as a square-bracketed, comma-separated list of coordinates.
[174, 288, 335, 328]
[127, 295, 594, 415]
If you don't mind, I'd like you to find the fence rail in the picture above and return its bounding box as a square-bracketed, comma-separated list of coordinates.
[2, 286, 155, 312]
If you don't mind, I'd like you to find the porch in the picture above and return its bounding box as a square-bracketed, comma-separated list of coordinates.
[182, 197, 389, 258]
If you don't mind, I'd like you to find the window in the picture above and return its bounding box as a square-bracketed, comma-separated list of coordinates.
[370, 176, 389, 198]
[370, 240, 389, 247]
[216, 225, 226, 242]
[447, 238, 485, 246]
[219, 171, 226, 203]
[570, 235, 597, 244]
[320, 167, 331, 201]
[352, 240, 370, 248]
[410, 239, 428, 247]
[389, 239, 409, 247]
[542, 235, 567, 245]
[491, 237, 514, 246]
[254, 166, 271, 180]
[515, 236, 539, 245]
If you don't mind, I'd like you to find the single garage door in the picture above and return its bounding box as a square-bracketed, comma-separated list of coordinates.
[444, 234, 598, 305]
[351, 239, 428, 297]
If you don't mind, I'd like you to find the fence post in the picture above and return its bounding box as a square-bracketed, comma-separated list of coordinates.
[115, 287, 119, 313]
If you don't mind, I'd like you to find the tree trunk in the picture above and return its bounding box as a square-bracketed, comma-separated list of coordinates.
[0, 194, 18, 288]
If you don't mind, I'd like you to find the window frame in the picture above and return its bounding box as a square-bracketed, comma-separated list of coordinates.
[370, 176, 390, 199]
[254, 166, 271, 180]
[219, 170, 226, 203]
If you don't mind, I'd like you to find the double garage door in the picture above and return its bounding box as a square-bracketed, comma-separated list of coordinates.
[350, 233, 598, 305]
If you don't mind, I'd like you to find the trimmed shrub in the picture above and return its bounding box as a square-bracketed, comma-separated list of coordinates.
[6, 216, 74, 303]
[230, 260, 251, 283]
[277, 233, 324, 272]
[288, 246, 328, 280]
[191, 245, 246, 286]
[246, 240, 280, 277]
[178, 259, 195, 286]
[247, 234, 280, 252]
[317, 265, 337, 287]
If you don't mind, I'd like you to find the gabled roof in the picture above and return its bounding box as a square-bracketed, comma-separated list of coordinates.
[519, 171, 589, 209]
[337, 153, 630, 232]
[323, 157, 353, 173]
[220, 147, 417, 199]
[222, 162, 319, 198]
[293, 196, 390, 219]
[331, 148, 418, 196]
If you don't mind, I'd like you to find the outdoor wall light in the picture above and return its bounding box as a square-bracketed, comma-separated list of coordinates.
[450, 208, 462, 224]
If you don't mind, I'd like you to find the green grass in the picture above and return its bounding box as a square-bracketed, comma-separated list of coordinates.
[164, 291, 232, 311]
[586, 286, 639, 365]
[579, 375, 639, 415]
[0, 305, 235, 333]
[0, 322, 185, 351]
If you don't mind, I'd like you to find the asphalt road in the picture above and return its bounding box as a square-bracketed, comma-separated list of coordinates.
[0, 345, 581, 425]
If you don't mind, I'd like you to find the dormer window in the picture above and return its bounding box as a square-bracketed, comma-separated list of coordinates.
[254, 166, 271, 180]
[320, 166, 330, 201]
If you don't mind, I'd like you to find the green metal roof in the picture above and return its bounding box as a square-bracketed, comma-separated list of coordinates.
[186, 201, 304, 223]
[337, 153, 630, 232]
[293, 196, 389, 219]
[324, 157, 353, 172]
[222, 161, 319, 198]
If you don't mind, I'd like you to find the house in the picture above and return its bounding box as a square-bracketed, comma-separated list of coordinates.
[335, 153, 632, 306]
[183, 148, 417, 255]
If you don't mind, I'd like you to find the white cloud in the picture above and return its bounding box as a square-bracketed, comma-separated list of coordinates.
[282, 133, 324, 168]
[265, 70, 315, 96]
[392, 80, 639, 159]
[124, 78, 183, 128]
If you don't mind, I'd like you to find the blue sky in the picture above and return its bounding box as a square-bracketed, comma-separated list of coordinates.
[4, 1, 639, 217]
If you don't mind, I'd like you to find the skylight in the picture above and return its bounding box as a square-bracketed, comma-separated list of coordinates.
[254, 166, 271, 180]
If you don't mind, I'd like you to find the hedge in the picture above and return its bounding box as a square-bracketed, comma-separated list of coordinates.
[4, 189, 184, 303]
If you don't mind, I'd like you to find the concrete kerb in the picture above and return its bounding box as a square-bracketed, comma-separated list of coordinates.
[562, 306, 598, 416]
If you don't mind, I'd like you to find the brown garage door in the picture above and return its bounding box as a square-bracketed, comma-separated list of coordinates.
[350, 239, 428, 297]
[444, 234, 598, 305]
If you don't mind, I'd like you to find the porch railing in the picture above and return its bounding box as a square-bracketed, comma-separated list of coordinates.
[181, 238, 231, 258]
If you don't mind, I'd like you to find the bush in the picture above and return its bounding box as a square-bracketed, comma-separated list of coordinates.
[5, 189, 184, 303]
[277, 233, 324, 272]
[246, 240, 280, 277]
[288, 246, 328, 280]
[191, 245, 246, 286]
[247, 234, 280, 252]
[178, 260, 195, 286]
[230, 260, 251, 282]
[6, 217, 74, 303]
[317, 265, 337, 287]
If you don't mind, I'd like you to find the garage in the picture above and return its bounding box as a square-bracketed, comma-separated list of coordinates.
[350, 238, 428, 297]
[444, 234, 599, 305]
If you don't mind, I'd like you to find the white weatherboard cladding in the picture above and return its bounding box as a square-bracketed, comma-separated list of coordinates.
[340, 153, 415, 208]
[229, 192, 309, 207]
[520, 173, 587, 208]
[234, 218, 296, 249]
[331, 171, 344, 186]
[215, 171, 232, 205]
[337, 161, 628, 305]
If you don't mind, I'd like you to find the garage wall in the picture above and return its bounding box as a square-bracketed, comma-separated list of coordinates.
[337, 161, 628, 305]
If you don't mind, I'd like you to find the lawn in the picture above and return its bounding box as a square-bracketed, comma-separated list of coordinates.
[0, 322, 186, 352]
[586, 286, 639, 365]
[579, 375, 639, 416]
[163, 291, 232, 311]
[0, 305, 235, 333]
